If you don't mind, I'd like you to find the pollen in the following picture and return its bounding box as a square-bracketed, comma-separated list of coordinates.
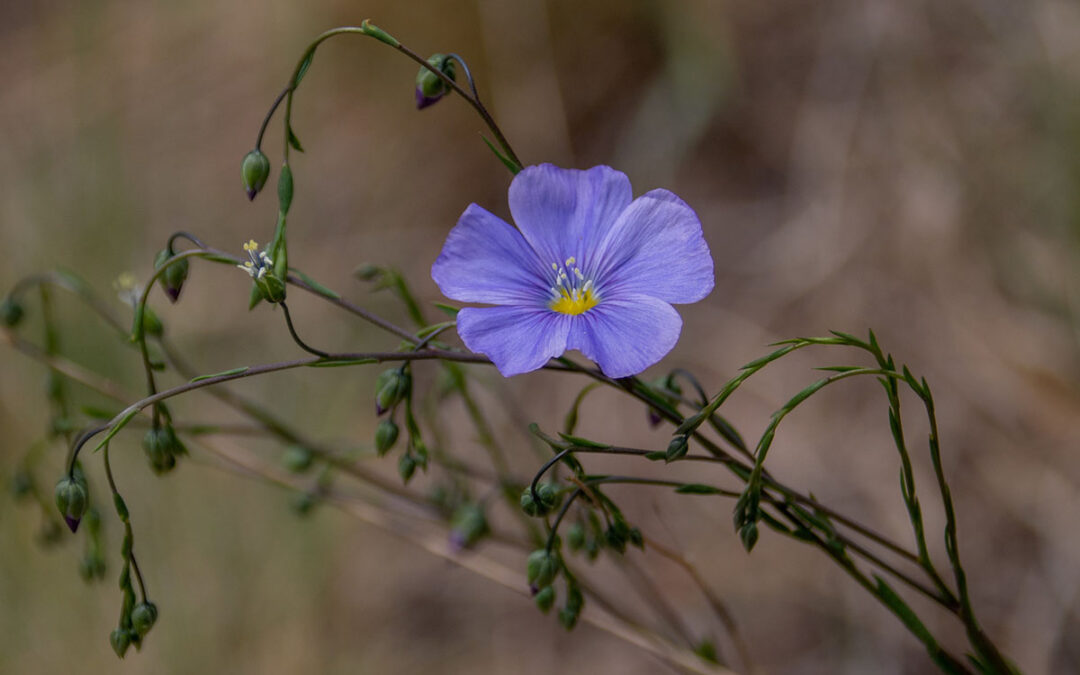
[548, 259, 599, 315]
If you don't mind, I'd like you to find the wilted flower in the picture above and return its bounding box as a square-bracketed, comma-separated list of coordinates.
[431, 164, 714, 377]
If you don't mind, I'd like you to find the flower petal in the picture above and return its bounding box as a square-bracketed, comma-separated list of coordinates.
[566, 295, 682, 378]
[457, 306, 571, 376]
[508, 164, 632, 269]
[590, 190, 714, 304]
[431, 204, 551, 305]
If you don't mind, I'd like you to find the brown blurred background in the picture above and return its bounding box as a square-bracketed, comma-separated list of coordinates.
[2, 0, 1080, 673]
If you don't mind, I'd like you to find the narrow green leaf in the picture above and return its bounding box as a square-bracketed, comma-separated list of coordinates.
[433, 302, 460, 318]
[287, 126, 304, 153]
[295, 53, 314, 86]
[289, 268, 340, 299]
[80, 405, 118, 420]
[189, 367, 249, 383]
[674, 484, 722, 495]
[416, 321, 456, 339]
[481, 135, 521, 174]
[307, 358, 378, 368]
[557, 432, 611, 449]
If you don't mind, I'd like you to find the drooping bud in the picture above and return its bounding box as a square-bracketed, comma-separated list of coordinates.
[415, 54, 456, 109]
[241, 149, 271, 201]
[110, 628, 132, 658]
[142, 426, 185, 475]
[130, 601, 158, 638]
[54, 476, 88, 533]
[558, 583, 584, 631]
[526, 549, 559, 593]
[398, 453, 417, 484]
[449, 503, 488, 551]
[520, 483, 562, 517]
[566, 522, 586, 551]
[374, 419, 399, 456]
[374, 368, 411, 415]
[153, 249, 189, 303]
[534, 586, 556, 613]
[1, 297, 24, 327]
[281, 445, 314, 473]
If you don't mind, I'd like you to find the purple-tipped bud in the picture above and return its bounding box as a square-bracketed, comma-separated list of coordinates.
[154, 249, 190, 303]
[526, 549, 559, 592]
[374, 368, 411, 415]
[647, 408, 663, 428]
[414, 54, 456, 110]
[54, 476, 88, 533]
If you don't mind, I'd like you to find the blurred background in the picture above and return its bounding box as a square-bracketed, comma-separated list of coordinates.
[2, 0, 1079, 673]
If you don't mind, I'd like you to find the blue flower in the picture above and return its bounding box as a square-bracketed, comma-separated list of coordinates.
[432, 164, 714, 377]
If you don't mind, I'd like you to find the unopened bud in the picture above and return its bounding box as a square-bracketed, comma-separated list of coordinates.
[130, 601, 158, 638]
[79, 551, 107, 582]
[142, 426, 184, 475]
[566, 522, 586, 551]
[374, 419, 399, 456]
[534, 586, 556, 613]
[241, 149, 271, 201]
[374, 368, 410, 415]
[153, 249, 189, 303]
[526, 549, 559, 592]
[520, 482, 562, 517]
[54, 476, 88, 533]
[449, 503, 488, 550]
[110, 628, 132, 658]
[665, 435, 688, 462]
[398, 453, 417, 483]
[1, 297, 23, 327]
[281, 446, 314, 473]
[415, 54, 456, 109]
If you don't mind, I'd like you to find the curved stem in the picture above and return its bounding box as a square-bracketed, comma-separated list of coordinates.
[280, 301, 332, 358]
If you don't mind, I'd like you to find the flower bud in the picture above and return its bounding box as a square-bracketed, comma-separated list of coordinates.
[142, 427, 184, 475]
[449, 503, 488, 551]
[374, 368, 411, 415]
[142, 306, 164, 337]
[534, 586, 556, 613]
[665, 435, 688, 462]
[520, 482, 562, 517]
[415, 54, 456, 109]
[241, 149, 271, 201]
[54, 476, 88, 533]
[374, 419, 399, 456]
[281, 445, 314, 473]
[526, 549, 559, 592]
[566, 522, 586, 551]
[291, 491, 318, 516]
[110, 628, 132, 658]
[79, 551, 107, 582]
[153, 249, 189, 303]
[131, 601, 158, 638]
[558, 584, 584, 630]
[1, 297, 24, 327]
[398, 453, 417, 484]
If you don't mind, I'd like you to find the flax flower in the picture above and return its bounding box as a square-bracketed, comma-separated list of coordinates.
[432, 164, 714, 377]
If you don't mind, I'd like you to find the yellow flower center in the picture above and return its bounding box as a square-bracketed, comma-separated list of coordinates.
[547, 257, 600, 315]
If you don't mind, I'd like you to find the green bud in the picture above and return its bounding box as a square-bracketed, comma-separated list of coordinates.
[241, 149, 271, 201]
[353, 263, 382, 281]
[558, 584, 584, 630]
[566, 522, 586, 551]
[281, 446, 314, 473]
[449, 503, 488, 550]
[154, 249, 190, 303]
[534, 586, 556, 613]
[130, 602, 158, 638]
[10, 469, 33, 500]
[291, 491, 318, 516]
[526, 549, 559, 592]
[415, 54, 456, 109]
[110, 628, 132, 658]
[79, 552, 107, 582]
[398, 453, 417, 484]
[54, 476, 88, 533]
[142, 306, 164, 337]
[665, 435, 688, 462]
[520, 482, 562, 517]
[1, 297, 24, 327]
[374, 368, 411, 415]
[739, 522, 759, 552]
[374, 420, 400, 456]
[142, 428, 174, 475]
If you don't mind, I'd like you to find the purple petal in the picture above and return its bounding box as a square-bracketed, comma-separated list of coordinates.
[432, 204, 551, 305]
[566, 295, 682, 378]
[457, 306, 571, 376]
[590, 190, 714, 305]
[508, 164, 632, 270]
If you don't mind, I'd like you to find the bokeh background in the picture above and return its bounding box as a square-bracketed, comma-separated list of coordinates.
[2, 1, 1080, 673]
